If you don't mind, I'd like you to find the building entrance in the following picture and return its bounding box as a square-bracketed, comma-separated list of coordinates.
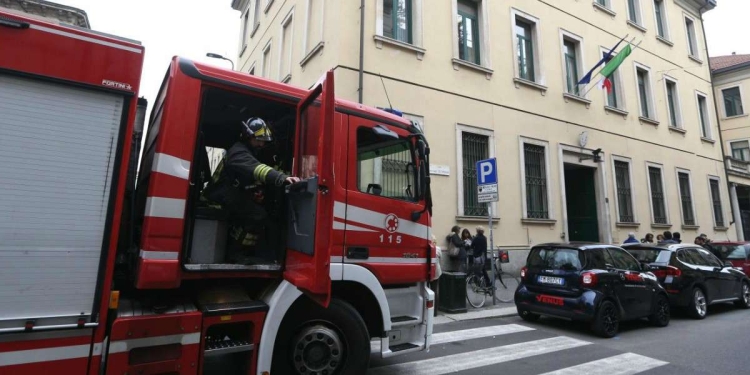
[564, 164, 599, 242]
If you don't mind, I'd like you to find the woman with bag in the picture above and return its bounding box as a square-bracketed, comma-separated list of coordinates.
[446, 225, 467, 272]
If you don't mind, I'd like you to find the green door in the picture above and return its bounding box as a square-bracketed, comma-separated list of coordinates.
[565, 165, 599, 242]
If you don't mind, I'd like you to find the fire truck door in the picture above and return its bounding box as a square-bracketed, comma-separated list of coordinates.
[284, 71, 335, 307]
[343, 119, 430, 285]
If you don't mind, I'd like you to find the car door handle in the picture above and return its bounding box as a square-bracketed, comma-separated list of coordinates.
[347, 247, 369, 260]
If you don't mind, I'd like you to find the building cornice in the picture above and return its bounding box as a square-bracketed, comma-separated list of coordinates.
[230, 0, 249, 11]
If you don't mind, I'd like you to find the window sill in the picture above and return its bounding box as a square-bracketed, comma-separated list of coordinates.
[627, 20, 647, 33]
[374, 35, 426, 60]
[656, 36, 674, 47]
[668, 126, 687, 134]
[688, 55, 704, 64]
[239, 44, 247, 57]
[616, 222, 641, 228]
[714, 226, 729, 231]
[604, 106, 629, 117]
[250, 23, 260, 38]
[281, 73, 291, 84]
[701, 137, 716, 144]
[452, 58, 493, 79]
[723, 113, 749, 120]
[651, 223, 672, 229]
[639, 116, 660, 126]
[456, 216, 500, 222]
[682, 225, 700, 230]
[521, 218, 556, 225]
[300, 41, 325, 67]
[592, 2, 616, 17]
[264, 0, 274, 13]
[514, 78, 548, 95]
[563, 93, 592, 107]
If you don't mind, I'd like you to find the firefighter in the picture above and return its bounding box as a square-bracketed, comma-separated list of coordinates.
[206, 117, 300, 264]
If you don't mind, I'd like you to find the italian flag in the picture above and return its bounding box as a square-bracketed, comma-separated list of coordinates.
[598, 44, 633, 94]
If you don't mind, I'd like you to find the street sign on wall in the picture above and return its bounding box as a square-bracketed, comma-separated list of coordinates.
[476, 158, 498, 203]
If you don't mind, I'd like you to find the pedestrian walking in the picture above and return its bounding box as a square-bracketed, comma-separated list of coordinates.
[623, 232, 639, 244]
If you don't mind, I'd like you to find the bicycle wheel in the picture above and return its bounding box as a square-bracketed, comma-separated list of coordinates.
[495, 273, 520, 303]
[466, 275, 486, 308]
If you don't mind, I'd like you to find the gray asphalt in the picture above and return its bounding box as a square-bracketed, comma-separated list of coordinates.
[368, 303, 750, 374]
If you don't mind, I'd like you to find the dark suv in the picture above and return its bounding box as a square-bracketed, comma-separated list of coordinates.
[623, 243, 750, 319]
[515, 243, 670, 338]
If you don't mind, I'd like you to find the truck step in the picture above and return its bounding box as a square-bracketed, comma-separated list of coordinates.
[391, 316, 420, 326]
[389, 343, 420, 353]
[200, 301, 269, 316]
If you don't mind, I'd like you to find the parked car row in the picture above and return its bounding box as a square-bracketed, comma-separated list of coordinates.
[515, 242, 750, 338]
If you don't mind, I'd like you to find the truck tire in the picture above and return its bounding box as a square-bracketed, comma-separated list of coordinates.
[272, 298, 370, 375]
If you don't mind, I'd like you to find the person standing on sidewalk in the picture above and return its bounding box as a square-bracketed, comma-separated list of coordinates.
[447, 226, 467, 272]
[431, 234, 442, 317]
[472, 227, 490, 285]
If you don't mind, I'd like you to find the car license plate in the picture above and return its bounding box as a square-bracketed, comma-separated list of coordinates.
[537, 276, 564, 285]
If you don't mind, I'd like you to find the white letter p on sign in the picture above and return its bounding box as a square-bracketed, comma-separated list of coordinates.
[480, 162, 493, 183]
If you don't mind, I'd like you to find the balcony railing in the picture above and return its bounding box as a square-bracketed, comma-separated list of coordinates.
[726, 156, 750, 175]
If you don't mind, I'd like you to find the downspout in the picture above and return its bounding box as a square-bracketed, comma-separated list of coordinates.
[358, 0, 365, 104]
[699, 0, 736, 226]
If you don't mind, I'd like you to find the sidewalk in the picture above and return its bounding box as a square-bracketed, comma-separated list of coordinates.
[434, 301, 517, 325]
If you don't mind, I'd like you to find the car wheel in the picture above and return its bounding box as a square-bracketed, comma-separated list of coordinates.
[734, 282, 750, 309]
[648, 294, 670, 327]
[272, 298, 370, 375]
[517, 308, 540, 322]
[591, 300, 619, 338]
[687, 287, 708, 319]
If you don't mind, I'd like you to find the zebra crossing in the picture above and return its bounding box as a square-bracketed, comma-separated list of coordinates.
[368, 321, 670, 375]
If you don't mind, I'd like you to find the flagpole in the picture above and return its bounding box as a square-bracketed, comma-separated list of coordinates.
[579, 38, 640, 98]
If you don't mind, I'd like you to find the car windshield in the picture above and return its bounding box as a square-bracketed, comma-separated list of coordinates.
[708, 245, 747, 260]
[623, 248, 670, 264]
[528, 247, 584, 271]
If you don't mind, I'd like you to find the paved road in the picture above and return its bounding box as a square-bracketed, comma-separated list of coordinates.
[368, 303, 750, 374]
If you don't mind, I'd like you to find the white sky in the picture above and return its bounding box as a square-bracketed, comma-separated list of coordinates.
[51, 0, 748, 105]
[704, 1, 750, 57]
[54, 0, 239, 109]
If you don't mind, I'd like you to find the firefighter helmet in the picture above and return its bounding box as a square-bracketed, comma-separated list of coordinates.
[241, 117, 273, 142]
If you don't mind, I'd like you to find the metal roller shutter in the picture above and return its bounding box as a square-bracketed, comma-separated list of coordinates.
[0, 74, 124, 330]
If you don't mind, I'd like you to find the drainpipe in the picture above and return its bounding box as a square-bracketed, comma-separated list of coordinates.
[699, 0, 736, 228]
[358, 0, 365, 104]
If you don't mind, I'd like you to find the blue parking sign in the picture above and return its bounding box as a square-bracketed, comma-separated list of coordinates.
[476, 158, 497, 185]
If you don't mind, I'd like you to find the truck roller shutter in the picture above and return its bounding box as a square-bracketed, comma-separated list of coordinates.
[0, 74, 124, 331]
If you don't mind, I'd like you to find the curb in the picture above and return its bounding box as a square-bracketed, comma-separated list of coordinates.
[434, 306, 517, 325]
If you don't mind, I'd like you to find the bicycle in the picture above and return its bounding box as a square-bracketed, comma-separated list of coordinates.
[492, 249, 521, 303]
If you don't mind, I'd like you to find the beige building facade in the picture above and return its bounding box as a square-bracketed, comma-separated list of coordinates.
[231, 0, 732, 252]
[712, 53, 750, 242]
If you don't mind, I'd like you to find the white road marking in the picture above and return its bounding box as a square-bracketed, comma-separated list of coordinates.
[538, 352, 669, 375]
[371, 324, 534, 353]
[368, 336, 591, 375]
[430, 324, 535, 345]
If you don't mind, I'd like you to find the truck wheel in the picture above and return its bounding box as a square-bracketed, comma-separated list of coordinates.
[273, 298, 370, 375]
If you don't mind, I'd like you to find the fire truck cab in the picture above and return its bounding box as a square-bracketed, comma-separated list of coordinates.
[0, 10, 434, 375]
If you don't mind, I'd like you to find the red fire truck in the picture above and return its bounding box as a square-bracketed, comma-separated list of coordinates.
[0, 10, 435, 375]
